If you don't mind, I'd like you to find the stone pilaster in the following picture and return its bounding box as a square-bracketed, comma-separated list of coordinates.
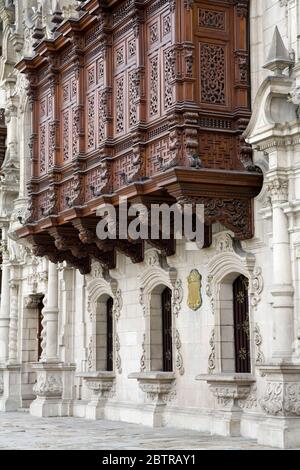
[268, 175, 294, 360]
[30, 261, 75, 417]
[258, 365, 300, 448]
[0, 253, 21, 411]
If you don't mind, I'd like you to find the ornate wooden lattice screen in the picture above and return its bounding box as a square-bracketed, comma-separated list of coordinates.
[162, 287, 173, 372]
[107, 297, 114, 372]
[233, 275, 251, 374]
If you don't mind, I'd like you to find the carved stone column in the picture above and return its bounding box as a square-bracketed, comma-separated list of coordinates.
[0, 240, 10, 364]
[196, 374, 255, 437]
[30, 261, 75, 417]
[268, 175, 294, 359]
[8, 279, 19, 364]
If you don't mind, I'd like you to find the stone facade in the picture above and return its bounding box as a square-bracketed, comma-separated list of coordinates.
[0, 0, 300, 450]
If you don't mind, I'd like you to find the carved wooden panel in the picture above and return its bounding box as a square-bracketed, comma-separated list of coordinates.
[38, 91, 53, 175]
[16, 0, 261, 270]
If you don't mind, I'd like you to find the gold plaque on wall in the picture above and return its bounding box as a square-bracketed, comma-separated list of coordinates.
[187, 269, 202, 311]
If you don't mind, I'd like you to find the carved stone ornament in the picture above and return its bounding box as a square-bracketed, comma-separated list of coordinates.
[254, 323, 265, 366]
[129, 372, 176, 404]
[112, 288, 123, 321]
[211, 385, 250, 408]
[140, 333, 146, 372]
[238, 385, 259, 410]
[144, 248, 161, 267]
[267, 177, 288, 203]
[251, 267, 264, 309]
[208, 328, 216, 373]
[187, 269, 202, 311]
[172, 279, 183, 317]
[139, 287, 147, 316]
[24, 294, 42, 309]
[175, 330, 185, 375]
[196, 374, 255, 411]
[33, 375, 63, 398]
[87, 336, 93, 371]
[260, 382, 300, 416]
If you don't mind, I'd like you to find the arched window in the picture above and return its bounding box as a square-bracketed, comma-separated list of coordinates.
[162, 287, 173, 372]
[149, 285, 173, 372]
[96, 295, 114, 371]
[233, 275, 250, 373]
[218, 273, 251, 374]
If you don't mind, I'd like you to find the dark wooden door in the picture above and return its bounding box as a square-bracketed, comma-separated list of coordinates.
[106, 297, 113, 371]
[162, 287, 173, 372]
[233, 275, 251, 373]
[37, 297, 44, 361]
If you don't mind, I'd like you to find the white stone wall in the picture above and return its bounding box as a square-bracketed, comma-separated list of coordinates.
[1, 0, 300, 448]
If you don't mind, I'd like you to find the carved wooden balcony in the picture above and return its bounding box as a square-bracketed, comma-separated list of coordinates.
[15, 0, 262, 273]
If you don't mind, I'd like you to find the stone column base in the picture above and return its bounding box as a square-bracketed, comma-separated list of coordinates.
[129, 372, 176, 428]
[196, 373, 255, 437]
[0, 364, 21, 411]
[77, 371, 115, 420]
[258, 364, 300, 449]
[30, 362, 75, 418]
[258, 416, 300, 449]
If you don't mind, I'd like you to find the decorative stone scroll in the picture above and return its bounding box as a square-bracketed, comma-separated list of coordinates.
[187, 269, 202, 311]
[115, 333, 122, 374]
[172, 279, 183, 317]
[254, 324, 265, 365]
[260, 382, 300, 416]
[208, 328, 216, 373]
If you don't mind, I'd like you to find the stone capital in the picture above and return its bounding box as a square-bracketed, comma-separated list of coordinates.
[267, 176, 288, 204]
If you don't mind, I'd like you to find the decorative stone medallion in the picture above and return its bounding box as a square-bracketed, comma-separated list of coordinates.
[187, 269, 202, 310]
